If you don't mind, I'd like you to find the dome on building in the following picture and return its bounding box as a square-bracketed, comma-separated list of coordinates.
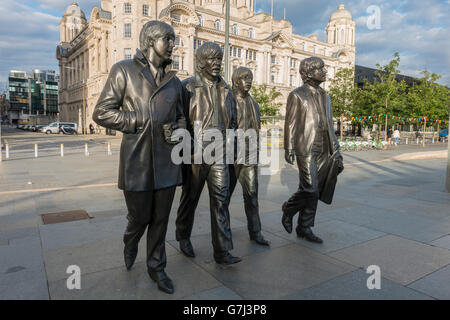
[330, 4, 352, 21]
[64, 2, 86, 20]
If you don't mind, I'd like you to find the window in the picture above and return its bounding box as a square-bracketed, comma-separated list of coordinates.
[143, 5, 149, 16]
[290, 75, 294, 87]
[313, 46, 317, 54]
[198, 14, 203, 27]
[124, 48, 132, 60]
[172, 56, 180, 70]
[232, 24, 238, 35]
[248, 28, 254, 39]
[124, 3, 131, 14]
[271, 55, 276, 64]
[271, 74, 275, 83]
[175, 37, 180, 46]
[302, 43, 306, 51]
[124, 24, 131, 38]
[233, 47, 237, 57]
[172, 13, 181, 22]
[215, 20, 221, 31]
[194, 39, 203, 50]
[238, 48, 241, 58]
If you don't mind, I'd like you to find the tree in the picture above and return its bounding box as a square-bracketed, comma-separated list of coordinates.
[407, 70, 449, 146]
[328, 67, 356, 141]
[250, 84, 282, 117]
[359, 53, 407, 141]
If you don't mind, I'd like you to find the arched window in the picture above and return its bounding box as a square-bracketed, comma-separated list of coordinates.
[197, 14, 203, 26]
[215, 20, 221, 31]
[232, 24, 238, 35]
[248, 28, 254, 39]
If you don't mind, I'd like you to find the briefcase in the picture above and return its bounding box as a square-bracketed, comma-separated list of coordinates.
[319, 151, 341, 205]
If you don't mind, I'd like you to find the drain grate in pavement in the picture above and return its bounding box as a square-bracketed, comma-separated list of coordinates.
[41, 210, 91, 225]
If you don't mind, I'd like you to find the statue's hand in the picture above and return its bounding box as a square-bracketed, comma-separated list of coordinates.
[336, 153, 344, 174]
[285, 149, 295, 165]
[163, 123, 181, 145]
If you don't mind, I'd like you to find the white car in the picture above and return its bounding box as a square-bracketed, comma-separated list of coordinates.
[42, 122, 78, 134]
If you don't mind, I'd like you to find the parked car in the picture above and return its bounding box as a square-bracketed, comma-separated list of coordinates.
[439, 128, 448, 141]
[59, 125, 78, 135]
[32, 125, 44, 132]
[42, 122, 78, 134]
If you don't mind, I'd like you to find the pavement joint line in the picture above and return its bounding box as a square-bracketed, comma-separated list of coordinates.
[0, 183, 116, 195]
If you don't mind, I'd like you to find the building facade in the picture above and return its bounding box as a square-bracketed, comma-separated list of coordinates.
[57, 1, 355, 133]
[7, 70, 59, 124]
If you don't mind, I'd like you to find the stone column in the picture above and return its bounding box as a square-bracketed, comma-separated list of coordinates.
[188, 28, 195, 74]
[101, 32, 107, 73]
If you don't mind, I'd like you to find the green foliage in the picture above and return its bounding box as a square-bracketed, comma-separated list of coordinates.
[250, 84, 282, 117]
[328, 67, 357, 118]
[407, 70, 449, 127]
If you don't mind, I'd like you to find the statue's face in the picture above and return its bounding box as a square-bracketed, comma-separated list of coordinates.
[309, 64, 327, 83]
[201, 54, 223, 81]
[236, 72, 253, 94]
[148, 31, 175, 63]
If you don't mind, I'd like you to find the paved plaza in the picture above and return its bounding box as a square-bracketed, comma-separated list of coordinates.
[0, 127, 449, 300]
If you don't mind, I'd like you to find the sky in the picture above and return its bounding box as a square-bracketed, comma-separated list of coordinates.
[0, 0, 449, 91]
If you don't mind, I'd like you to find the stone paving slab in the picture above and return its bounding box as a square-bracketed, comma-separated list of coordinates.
[197, 243, 357, 299]
[43, 237, 179, 283]
[181, 286, 243, 300]
[48, 255, 221, 300]
[0, 236, 49, 300]
[329, 235, 450, 285]
[408, 265, 450, 299]
[168, 226, 291, 265]
[429, 235, 450, 250]
[283, 269, 433, 300]
[275, 219, 386, 254]
[39, 216, 127, 251]
[326, 204, 450, 243]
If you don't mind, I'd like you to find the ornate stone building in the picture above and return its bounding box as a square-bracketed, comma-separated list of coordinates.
[57, 1, 355, 133]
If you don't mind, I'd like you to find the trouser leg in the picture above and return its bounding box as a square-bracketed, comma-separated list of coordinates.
[207, 163, 233, 253]
[237, 165, 261, 236]
[123, 191, 152, 252]
[175, 164, 208, 241]
[146, 186, 176, 272]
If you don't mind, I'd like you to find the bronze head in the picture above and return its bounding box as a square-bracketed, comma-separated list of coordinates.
[139, 21, 175, 68]
[300, 57, 327, 86]
[195, 42, 223, 82]
[232, 67, 253, 96]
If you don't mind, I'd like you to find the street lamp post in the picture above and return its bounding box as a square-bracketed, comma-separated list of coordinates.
[224, 0, 231, 82]
[446, 114, 450, 193]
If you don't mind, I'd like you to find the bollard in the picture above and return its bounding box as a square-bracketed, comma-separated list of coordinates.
[432, 137, 435, 144]
[60, 144, 64, 157]
[85, 143, 89, 156]
[34, 144, 38, 158]
[107, 143, 112, 156]
[406, 138, 408, 145]
[6, 144, 9, 159]
[416, 138, 419, 144]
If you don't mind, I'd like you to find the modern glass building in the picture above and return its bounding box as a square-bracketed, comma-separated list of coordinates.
[8, 70, 59, 123]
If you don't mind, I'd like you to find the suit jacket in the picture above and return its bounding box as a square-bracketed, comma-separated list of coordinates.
[182, 73, 237, 134]
[93, 49, 186, 191]
[284, 83, 340, 157]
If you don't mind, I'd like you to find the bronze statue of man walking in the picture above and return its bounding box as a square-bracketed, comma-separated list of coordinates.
[93, 21, 185, 294]
[282, 57, 344, 243]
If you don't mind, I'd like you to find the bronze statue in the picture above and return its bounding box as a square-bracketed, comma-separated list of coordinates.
[228, 67, 269, 246]
[93, 21, 186, 294]
[175, 42, 241, 265]
[282, 57, 344, 243]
